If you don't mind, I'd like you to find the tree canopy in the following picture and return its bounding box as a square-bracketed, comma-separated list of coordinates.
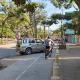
[12, 0, 26, 6]
[50, 0, 80, 9]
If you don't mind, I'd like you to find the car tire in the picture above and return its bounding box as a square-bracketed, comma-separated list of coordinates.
[25, 48, 32, 55]
[20, 52, 24, 55]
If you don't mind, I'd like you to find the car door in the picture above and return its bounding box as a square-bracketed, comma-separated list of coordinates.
[36, 39, 44, 51]
[29, 39, 37, 52]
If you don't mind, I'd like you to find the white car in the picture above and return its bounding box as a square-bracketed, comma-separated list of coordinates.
[16, 38, 45, 55]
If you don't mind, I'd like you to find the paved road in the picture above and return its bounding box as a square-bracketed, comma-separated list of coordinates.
[0, 42, 57, 80]
[2, 42, 80, 80]
[0, 52, 55, 80]
[0, 43, 17, 58]
[59, 48, 80, 80]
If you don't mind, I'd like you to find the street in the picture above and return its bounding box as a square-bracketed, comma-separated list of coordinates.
[0, 53, 54, 80]
[59, 47, 80, 80]
[0, 42, 17, 58]
[0, 42, 55, 80]
[1, 43, 80, 80]
[0, 0, 80, 80]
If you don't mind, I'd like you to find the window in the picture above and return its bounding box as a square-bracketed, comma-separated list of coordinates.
[36, 39, 42, 43]
[29, 39, 35, 43]
[23, 39, 27, 43]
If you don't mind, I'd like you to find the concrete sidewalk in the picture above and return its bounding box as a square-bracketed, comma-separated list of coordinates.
[0, 41, 16, 48]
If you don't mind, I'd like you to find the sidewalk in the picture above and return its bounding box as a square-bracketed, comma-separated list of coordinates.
[59, 48, 80, 80]
[0, 41, 16, 48]
[66, 43, 76, 46]
[66, 42, 80, 46]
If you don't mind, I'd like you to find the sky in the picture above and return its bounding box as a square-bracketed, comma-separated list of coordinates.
[1, 0, 78, 31]
[31, 0, 77, 16]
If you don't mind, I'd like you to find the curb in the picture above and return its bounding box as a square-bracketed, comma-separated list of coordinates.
[51, 48, 61, 80]
[51, 62, 61, 80]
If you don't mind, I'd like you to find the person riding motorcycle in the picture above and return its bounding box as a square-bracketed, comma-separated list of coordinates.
[44, 36, 54, 58]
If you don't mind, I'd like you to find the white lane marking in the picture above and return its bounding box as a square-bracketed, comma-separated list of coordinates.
[51, 76, 60, 80]
[2, 58, 35, 61]
[48, 58, 55, 60]
[48, 56, 80, 60]
[16, 54, 42, 80]
[59, 57, 80, 60]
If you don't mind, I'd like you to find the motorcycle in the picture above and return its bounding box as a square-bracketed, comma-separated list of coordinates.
[45, 47, 52, 59]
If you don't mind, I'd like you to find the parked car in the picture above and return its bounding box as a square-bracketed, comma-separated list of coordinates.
[16, 38, 45, 55]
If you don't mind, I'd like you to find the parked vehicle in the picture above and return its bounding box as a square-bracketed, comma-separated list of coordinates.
[16, 38, 45, 55]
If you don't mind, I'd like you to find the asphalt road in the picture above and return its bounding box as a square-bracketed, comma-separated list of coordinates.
[59, 48, 80, 80]
[0, 42, 58, 80]
[2, 42, 80, 80]
[0, 43, 17, 58]
[0, 53, 54, 80]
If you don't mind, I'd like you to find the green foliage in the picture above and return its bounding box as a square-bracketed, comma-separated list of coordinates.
[0, 27, 15, 38]
[50, 0, 74, 8]
[51, 13, 62, 20]
[12, 0, 26, 6]
[0, 1, 47, 39]
[0, 2, 30, 38]
[37, 28, 48, 39]
[25, 2, 38, 12]
[63, 23, 73, 29]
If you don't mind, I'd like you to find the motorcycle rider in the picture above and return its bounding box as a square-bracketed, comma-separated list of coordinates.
[44, 36, 54, 58]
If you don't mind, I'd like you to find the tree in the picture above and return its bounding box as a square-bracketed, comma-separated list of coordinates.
[0, 1, 30, 40]
[12, 0, 26, 6]
[50, 0, 80, 43]
[0, 1, 47, 39]
[64, 11, 80, 34]
[75, 0, 80, 8]
[50, 0, 74, 8]
[24, 2, 45, 38]
[37, 28, 48, 39]
[50, 0, 80, 9]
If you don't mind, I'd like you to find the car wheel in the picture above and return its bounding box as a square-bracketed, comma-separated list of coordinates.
[25, 48, 32, 55]
[19, 51, 24, 55]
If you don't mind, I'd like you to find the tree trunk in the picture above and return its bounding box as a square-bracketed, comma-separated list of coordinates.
[33, 11, 37, 38]
[44, 25, 45, 39]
